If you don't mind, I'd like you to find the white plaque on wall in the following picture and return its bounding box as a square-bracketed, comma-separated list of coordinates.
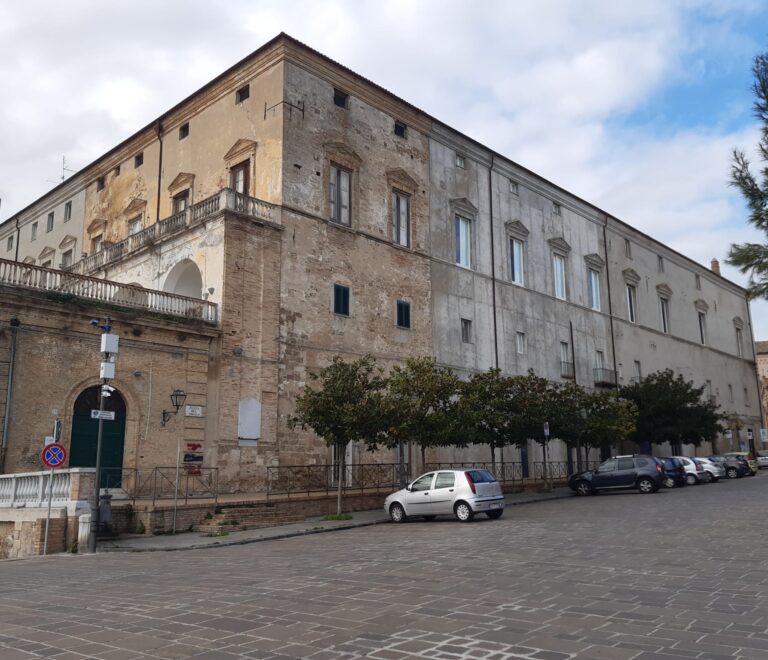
[185, 405, 205, 417]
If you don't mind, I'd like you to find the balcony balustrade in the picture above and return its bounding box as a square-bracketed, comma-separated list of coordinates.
[593, 367, 618, 387]
[560, 361, 575, 379]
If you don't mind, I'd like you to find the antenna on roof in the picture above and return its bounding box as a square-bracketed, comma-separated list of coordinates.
[46, 156, 75, 185]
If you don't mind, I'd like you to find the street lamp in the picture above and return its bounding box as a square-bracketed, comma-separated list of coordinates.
[161, 389, 187, 426]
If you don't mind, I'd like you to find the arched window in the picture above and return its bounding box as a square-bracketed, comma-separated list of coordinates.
[163, 259, 203, 299]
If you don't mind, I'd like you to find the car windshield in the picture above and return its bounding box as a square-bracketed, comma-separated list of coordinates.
[465, 469, 497, 483]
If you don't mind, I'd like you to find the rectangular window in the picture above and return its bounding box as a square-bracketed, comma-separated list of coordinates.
[461, 318, 472, 343]
[588, 269, 601, 311]
[6, 235, 13, 252]
[393, 191, 410, 247]
[634, 360, 642, 382]
[134, 152, 144, 168]
[455, 215, 471, 268]
[60, 249, 73, 267]
[626, 284, 637, 323]
[173, 190, 189, 214]
[729, 384, 734, 402]
[179, 123, 189, 140]
[128, 216, 143, 236]
[624, 238, 632, 258]
[509, 179, 518, 195]
[736, 328, 744, 357]
[31, 222, 38, 241]
[695, 274, 701, 290]
[560, 341, 570, 364]
[396, 300, 411, 329]
[330, 165, 351, 226]
[236, 84, 250, 104]
[698, 312, 707, 345]
[553, 254, 566, 300]
[333, 88, 348, 108]
[333, 284, 350, 316]
[63, 201, 72, 223]
[96, 176, 105, 192]
[230, 160, 249, 195]
[553, 202, 562, 216]
[659, 297, 670, 334]
[510, 238, 524, 285]
[394, 121, 407, 138]
[46, 212, 54, 232]
[516, 331, 526, 354]
[745, 387, 750, 406]
[455, 154, 465, 168]
[91, 234, 102, 254]
[658, 255, 664, 273]
[595, 350, 605, 369]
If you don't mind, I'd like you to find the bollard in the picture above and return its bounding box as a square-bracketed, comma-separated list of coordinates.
[78, 514, 91, 552]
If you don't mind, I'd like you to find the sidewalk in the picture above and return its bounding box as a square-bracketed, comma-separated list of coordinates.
[98, 487, 573, 553]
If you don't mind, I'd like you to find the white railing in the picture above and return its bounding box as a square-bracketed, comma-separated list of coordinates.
[0, 468, 94, 508]
[0, 258, 218, 323]
[65, 189, 276, 277]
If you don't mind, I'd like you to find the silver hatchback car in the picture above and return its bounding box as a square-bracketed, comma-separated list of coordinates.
[384, 469, 505, 523]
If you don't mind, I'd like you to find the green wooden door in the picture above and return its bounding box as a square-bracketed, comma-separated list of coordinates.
[69, 385, 126, 488]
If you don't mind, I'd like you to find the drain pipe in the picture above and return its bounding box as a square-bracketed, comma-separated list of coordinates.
[0, 318, 20, 473]
[488, 154, 499, 369]
[155, 120, 164, 224]
[602, 215, 619, 387]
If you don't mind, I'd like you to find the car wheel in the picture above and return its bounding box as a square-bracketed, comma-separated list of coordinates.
[707, 472, 719, 482]
[750, 470, 757, 476]
[422, 515, 436, 521]
[727, 467, 738, 479]
[663, 477, 675, 488]
[486, 509, 503, 520]
[389, 503, 407, 523]
[575, 480, 593, 496]
[637, 477, 656, 494]
[454, 501, 474, 522]
[685, 473, 698, 486]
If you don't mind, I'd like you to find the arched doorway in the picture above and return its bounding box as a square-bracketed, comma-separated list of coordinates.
[163, 259, 203, 298]
[70, 385, 127, 488]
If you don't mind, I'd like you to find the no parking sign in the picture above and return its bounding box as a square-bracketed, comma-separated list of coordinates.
[42, 443, 67, 468]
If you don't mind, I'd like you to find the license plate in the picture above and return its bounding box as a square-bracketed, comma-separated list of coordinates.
[490, 503, 501, 510]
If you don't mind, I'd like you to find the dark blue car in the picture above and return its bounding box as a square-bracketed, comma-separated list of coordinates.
[568, 455, 666, 495]
[658, 457, 686, 487]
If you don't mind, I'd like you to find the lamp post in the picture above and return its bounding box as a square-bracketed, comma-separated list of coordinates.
[163, 389, 187, 534]
[88, 319, 118, 554]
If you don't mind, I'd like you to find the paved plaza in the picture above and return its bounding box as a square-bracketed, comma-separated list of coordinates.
[2, 475, 768, 659]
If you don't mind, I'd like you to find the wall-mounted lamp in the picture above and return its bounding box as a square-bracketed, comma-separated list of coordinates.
[161, 389, 187, 426]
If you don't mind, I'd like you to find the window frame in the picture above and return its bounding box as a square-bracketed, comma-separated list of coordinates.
[333, 284, 350, 317]
[587, 268, 601, 311]
[392, 189, 411, 247]
[394, 121, 407, 139]
[127, 216, 143, 236]
[455, 154, 465, 168]
[626, 284, 637, 323]
[516, 331, 526, 354]
[396, 300, 411, 329]
[230, 160, 250, 196]
[6, 235, 13, 252]
[455, 214, 472, 268]
[552, 253, 567, 300]
[63, 201, 72, 223]
[235, 84, 250, 104]
[30, 222, 38, 241]
[461, 318, 472, 344]
[179, 122, 190, 140]
[624, 238, 632, 258]
[60, 249, 73, 268]
[330, 164, 352, 227]
[333, 88, 349, 108]
[46, 212, 54, 233]
[659, 296, 670, 334]
[698, 312, 707, 345]
[134, 152, 144, 168]
[736, 328, 744, 357]
[172, 190, 190, 214]
[510, 237, 525, 285]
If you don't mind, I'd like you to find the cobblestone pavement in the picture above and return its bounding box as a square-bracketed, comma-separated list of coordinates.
[2, 474, 768, 659]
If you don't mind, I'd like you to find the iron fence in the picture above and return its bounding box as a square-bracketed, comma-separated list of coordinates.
[533, 460, 601, 481]
[425, 462, 525, 483]
[266, 463, 407, 499]
[100, 467, 219, 505]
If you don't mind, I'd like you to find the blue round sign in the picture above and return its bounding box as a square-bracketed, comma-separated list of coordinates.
[42, 443, 67, 468]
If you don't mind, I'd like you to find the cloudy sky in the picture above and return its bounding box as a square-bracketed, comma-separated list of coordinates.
[2, 1, 768, 336]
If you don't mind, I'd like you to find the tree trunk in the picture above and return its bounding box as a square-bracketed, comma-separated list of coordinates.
[336, 447, 343, 516]
[490, 443, 496, 472]
[542, 442, 550, 491]
[421, 444, 426, 474]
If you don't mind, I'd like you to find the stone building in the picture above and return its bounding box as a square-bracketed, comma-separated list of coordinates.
[0, 33, 762, 495]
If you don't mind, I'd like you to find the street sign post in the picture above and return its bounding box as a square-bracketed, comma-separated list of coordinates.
[41, 443, 67, 555]
[90, 410, 115, 421]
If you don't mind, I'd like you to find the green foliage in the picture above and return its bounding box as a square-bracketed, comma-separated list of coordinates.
[620, 369, 723, 451]
[727, 51, 768, 298]
[320, 513, 353, 521]
[581, 390, 638, 452]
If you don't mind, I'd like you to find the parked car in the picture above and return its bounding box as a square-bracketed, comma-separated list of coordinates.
[708, 455, 749, 479]
[568, 455, 666, 496]
[757, 451, 768, 469]
[658, 457, 686, 488]
[672, 456, 706, 485]
[723, 451, 758, 475]
[693, 457, 725, 482]
[384, 469, 505, 523]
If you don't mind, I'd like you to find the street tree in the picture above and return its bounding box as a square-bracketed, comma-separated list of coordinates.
[619, 369, 723, 454]
[382, 356, 461, 483]
[289, 355, 388, 514]
[727, 49, 768, 298]
[581, 390, 638, 461]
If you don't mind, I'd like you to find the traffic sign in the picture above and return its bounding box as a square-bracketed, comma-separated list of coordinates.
[91, 410, 115, 421]
[42, 443, 67, 468]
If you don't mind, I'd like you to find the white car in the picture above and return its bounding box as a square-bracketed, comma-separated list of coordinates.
[384, 469, 505, 523]
[758, 451, 768, 469]
[693, 457, 725, 482]
[672, 456, 706, 485]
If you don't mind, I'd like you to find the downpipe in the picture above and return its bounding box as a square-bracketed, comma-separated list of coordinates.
[0, 319, 19, 473]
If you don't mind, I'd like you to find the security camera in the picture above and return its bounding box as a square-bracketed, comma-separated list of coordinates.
[102, 384, 115, 392]
[89, 319, 100, 326]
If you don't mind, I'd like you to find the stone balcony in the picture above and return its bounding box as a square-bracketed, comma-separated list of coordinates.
[64, 188, 276, 277]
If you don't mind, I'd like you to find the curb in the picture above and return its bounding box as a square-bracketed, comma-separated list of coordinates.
[98, 490, 573, 554]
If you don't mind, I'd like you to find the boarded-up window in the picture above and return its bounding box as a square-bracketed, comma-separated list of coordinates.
[238, 398, 261, 446]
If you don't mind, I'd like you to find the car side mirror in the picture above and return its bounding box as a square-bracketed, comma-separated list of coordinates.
[405, 485, 412, 492]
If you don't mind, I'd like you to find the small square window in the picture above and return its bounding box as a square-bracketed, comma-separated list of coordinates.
[394, 121, 407, 138]
[179, 123, 189, 140]
[113, 165, 120, 177]
[96, 176, 105, 192]
[509, 179, 518, 195]
[236, 84, 250, 104]
[64, 201, 72, 222]
[134, 152, 144, 168]
[333, 284, 350, 316]
[396, 300, 411, 329]
[461, 318, 472, 343]
[333, 88, 348, 108]
[46, 212, 54, 233]
[6, 235, 13, 252]
[553, 202, 562, 216]
[455, 154, 465, 168]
